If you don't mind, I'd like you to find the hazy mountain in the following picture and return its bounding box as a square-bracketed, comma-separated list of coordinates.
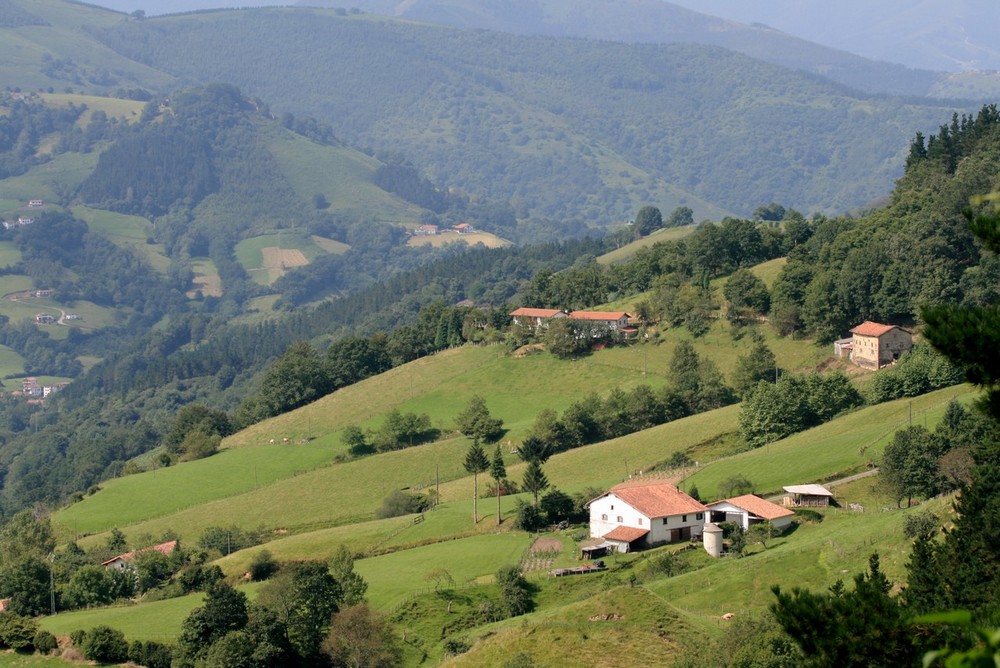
[668, 0, 1000, 73]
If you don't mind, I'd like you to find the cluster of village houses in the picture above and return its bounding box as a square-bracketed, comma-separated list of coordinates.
[1, 199, 43, 231]
[2, 377, 70, 404]
[413, 222, 476, 236]
[585, 478, 834, 558]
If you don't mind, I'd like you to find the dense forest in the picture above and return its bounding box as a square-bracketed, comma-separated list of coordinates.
[86, 8, 969, 221]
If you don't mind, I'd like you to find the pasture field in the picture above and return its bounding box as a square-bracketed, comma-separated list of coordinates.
[58, 300, 117, 332]
[39, 93, 145, 124]
[235, 233, 320, 285]
[0, 198, 22, 213]
[682, 384, 974, 499]
[748, 256, 788, 288]
[355, 532, 532, 609]
[310, 235, 350, 255]
[598, 224, 696, 265]
[40, 589, 214, 643]
[0, 151, 98, 202]
[71, 205, 169, 272]
[0, 345, 26, 387]
[54, 442, 339, 537]
[187, 258, 222, 298]
[0, 656, 69, 668]
[0, 241, 21, 268]
[407, 231, 511, 249]
[264, 125, 421, 222]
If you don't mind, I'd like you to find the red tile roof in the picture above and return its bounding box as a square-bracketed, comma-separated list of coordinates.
[569, 310, 630, 321]
[609, 480, 708, 518]
[101, 540, 178, 566]
[603, 526, 649, 543]
[510, 307, 565, 318]
[850, 321, 899, 337]
[712, 494, 794, 521]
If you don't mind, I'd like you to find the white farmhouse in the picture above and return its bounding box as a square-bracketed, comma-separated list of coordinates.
[587, 480, 708, 553]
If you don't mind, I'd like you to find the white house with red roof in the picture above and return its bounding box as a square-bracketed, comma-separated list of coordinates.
[587, 480, 708, 552]
[568, 310, 631, 332]
[849, 321, 913, 369]
[707, 494, 795, 533]
[510, 307, 568, 330]
[102, 540, 178, 570]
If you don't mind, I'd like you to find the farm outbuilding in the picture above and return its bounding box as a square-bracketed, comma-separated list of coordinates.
[782, 484, 834, 508]
[707, 494, 795, 532]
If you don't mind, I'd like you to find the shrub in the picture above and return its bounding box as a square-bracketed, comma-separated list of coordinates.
[33, 629, 57, 654]
[249, 550, 279, 581]
[0, 613, 38, 651]
[903, 510, 938, 539]
[82, 625, 129, 664]
[512, 499, 545, 532]
[375, 490, 430, 519]
[443, 638, 471, 656]
[69, 629, 87, 647]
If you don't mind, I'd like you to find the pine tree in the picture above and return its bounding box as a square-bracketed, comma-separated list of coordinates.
[490, 446, 507, 524]
[522, 461, 549, 507]
[463, 443, 489, 524]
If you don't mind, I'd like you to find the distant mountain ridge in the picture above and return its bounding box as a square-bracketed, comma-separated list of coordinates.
[302, 0, 955, 99]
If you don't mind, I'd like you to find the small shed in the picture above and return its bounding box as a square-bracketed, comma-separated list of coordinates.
[782, 484, 834, 508]
[601, 525, 650, 553]
[833, 338, 853, 358]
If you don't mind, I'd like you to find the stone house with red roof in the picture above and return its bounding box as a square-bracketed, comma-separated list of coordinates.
[587, 480, 708, 552]
[849, 321, 913, 369]
[707, 494, 794, 533]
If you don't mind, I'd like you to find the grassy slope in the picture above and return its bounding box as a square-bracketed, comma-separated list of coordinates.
[262, 123, 422, 223]
[0, 241, 21, 267]
[0, 345, 27, 389]
[39, 93, 145, 124]
[0, 0, 176, 93]
[0, 151, 98, 203]
[407, 231, 511, 249]
[71, 205, 170, 273]
[597, 224, 697, 265]
[682, 384, 974, 499]
[54, 327, 823, 543]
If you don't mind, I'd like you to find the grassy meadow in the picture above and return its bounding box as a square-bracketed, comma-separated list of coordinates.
[598, 224, 696, 265]
[0, 241, 21, 268]
[39, 93, 145, 125]
[235, 233, 322, 285]
[71, 205, 170, 272]
[682, 384, 974, 499]
[0, 345, 26, 388]
[187, 258, 222, 298]
[263, 124, 422, 223]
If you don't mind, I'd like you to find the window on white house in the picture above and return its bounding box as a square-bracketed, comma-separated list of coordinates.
[617, 516, 623, 523]
[682, 515, 687, 522]
[601, 514, 607, 521]
[638, 518, 643, 525]
[696, 513, 703, 520]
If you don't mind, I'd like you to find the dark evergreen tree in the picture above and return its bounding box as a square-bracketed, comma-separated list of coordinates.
[490, 445, 507, 525]
[463, 443, 489, 524]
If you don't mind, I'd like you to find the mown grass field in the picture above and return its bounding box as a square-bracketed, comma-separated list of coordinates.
[71, 205, 170, 273]
[407, 231, 511, 249]
[310, 235, 350, 255]
[40, 590, 213, 643]
[682, 384, 974, 499]
[0, 655, 70, 667]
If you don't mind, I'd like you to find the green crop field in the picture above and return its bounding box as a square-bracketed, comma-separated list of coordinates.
[682, 385, 974, 499]
[0, 198, 22, 214]
[310, 235, 350, 255]
[71, 205, 170, 272]
[0, 241, 21, 268]
[235, 233, 324, 285]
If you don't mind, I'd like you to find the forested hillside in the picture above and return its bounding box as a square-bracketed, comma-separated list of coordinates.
[85, 6, 968, 221]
